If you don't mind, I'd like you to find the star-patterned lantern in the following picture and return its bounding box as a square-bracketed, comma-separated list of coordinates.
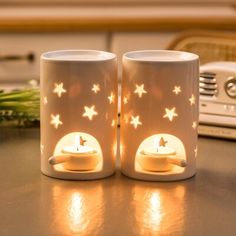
[41, 50, 117, 180]
[121, 50, 199, 181]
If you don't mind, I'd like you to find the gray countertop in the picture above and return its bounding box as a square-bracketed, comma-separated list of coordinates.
[0, 128, 236, 236]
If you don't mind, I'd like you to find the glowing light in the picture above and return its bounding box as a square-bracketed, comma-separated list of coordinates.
[189, 94, 196, 106]
[82, 105, 98, 120]
[43, 96, 48, 104]
[119, 143, 124, 157]
[123, 96, 128, 104]
[130, 115, 142, 129]
[194, 147, 198, 157]
[148, 192, 163, 230]
[40, 144, 44, 154]
[68, 192, 88, 233]
[79, 136, 87, 146]
[113, 142, 117, 157]
[192, 121, 197, 130]
[53, 82, 66, 97]
[173, 86, 181, 95]
[91, 84, 100, 94]
[163, 107, 178, 122]
[124, 114, 130, 124]
[108, 92, 115, 104]
[105, 113, 109, 120]
[134, 84, 147, 98]
[111, 119, 116, 127]
[50, 114, 63, 129]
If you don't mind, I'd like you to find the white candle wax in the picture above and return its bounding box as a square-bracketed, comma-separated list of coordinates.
[62, 145, 96, 154]
[141, 146, 176, 156]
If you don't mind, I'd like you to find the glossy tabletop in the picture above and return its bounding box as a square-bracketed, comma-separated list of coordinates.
[0, 128, 236, 236]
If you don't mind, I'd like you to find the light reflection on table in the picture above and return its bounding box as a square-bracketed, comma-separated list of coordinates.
[1, 129, 236, 236]
[40, 174, 189, 236]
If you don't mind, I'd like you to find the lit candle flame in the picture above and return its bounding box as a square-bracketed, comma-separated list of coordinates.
[154, 136, 168, 152]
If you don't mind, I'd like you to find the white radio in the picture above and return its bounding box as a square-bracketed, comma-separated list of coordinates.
[199, 62, 236, 139]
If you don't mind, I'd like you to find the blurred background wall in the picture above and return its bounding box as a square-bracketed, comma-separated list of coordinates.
[0, 0, 236, 88]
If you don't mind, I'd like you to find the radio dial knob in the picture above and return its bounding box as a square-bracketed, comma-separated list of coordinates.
[225, 77, 236, 98]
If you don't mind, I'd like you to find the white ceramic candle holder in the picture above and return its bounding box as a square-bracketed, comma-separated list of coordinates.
[121, 50, 199, 181]
[40, 50, 117, 180]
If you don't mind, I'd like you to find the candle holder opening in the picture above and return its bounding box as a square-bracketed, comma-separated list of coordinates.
[135, 134, 186, 175]
[50, 132, 103, 173]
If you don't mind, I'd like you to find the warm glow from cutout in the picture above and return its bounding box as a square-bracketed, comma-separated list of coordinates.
[108, 92, 115, 104]
[189, 94, 196, 106]
[91, 84, 100, 94]
[172, 86, 181, 95]
[120, 143, 124, 158]
[111, 119, 116, 127]
[130, 115, 142, 129]
[123, 96, 128, 104]
[105, 113, 109, 120]
[83, 105, 98, 120]
[53, 82, 66, 97]
[40, 144, 44, 154]
[43, 96, 48, 104]
[50, 114, 63, 129]
[194, 147, 198, 157]
[134, 84, 147, 98]
[192, 121, 197, 130]
[124, 114, 130, 124]
[113, 142, 117, 157]
[163, 107, 178, 122]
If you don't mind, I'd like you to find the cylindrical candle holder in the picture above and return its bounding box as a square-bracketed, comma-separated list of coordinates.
[121, 50, 199, 181]
[40, 50, 117, 180]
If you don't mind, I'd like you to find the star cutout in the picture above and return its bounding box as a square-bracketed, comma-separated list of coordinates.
[83, 105, 98, 120]
[43, 96, 48, 104]
[189, 94, 196, 106]
[53, 83, 66, 98]
[50, 114, 63, 129]
[108, 92, 115, 104]
[123, 96, 128, 104]
[80, 136, 87, 146]
[194, 147, 198, 157]
[91, 84, 100, 94]
[192, 121, 197, 130]
[130, 115, 142, 129]
[40, 144, 44, 154]
[173, 86, 181, 95]
[134, 84, 147, 98]
[163, 107, 178, 122]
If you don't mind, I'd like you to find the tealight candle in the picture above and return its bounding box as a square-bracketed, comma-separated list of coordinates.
[49, 136, 99, 171]
[138, 137, 186, 172]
